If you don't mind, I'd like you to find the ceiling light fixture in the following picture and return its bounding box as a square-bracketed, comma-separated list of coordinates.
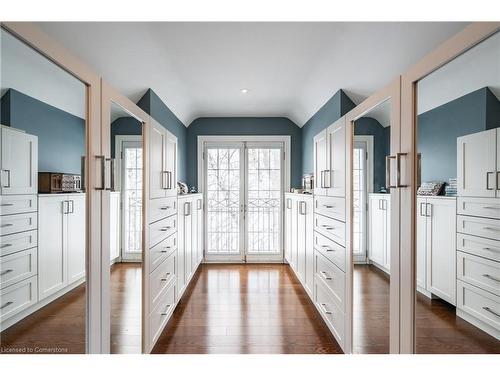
[240, 88, 249, 94]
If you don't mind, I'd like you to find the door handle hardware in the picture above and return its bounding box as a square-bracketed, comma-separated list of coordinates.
[496, 171, 500, 190]
[320, 170, 324, 188]
[482, 274, 500, 283]
[160, 206, 171, 210]
[197, 199, 202, 210]
[70, 200, 74, 214]
[159, 250, 168, 253]
[0, 269, 13, 276]
[323, 205, 334, 209]
[1, 169, 11, 188]
[321, 225, 334, 230]
[325, 169, 332, 188]
[106, 158, 116, 191]
[1, 223, 13, 228]
[386, 153, 408, 189]
[379, 199, 382, 210]
[95, 155, 106, 190]
[320, 271, 332, 280]
[419, 202, 426, 216]
[161, 171, 169, 190]
[160, 226, 172, 231]
[299, 201, 306, 215]
[0, 244, 12, 248]
[321, 245, 335, 252]
[482, 306, 500, 318]
[386, 155, 395, 189]
[482, 206, 500, 210]
[320, 303, 332, 315]
[486, 171, 495, 190]
[184, 202, 191, 216]
[483, 247, 500, 253]
[483, 227, 500, 232]
[426, 203, 432, 217]
[1, 301, 13, 309]
[0, 203, 14, 207]
[161, 305, 172, 315]
[160, 273, 171, 281]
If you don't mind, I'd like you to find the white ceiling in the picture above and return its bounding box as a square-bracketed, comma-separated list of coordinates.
[34, 22, 469, 127]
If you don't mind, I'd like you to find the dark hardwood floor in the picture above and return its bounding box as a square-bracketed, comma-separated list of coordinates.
[152, 264, 343, 354]
[353, 264, 500, 354]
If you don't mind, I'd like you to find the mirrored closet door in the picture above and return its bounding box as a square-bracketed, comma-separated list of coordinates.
[0, 27, 89, 353]
[413, 30, 500, 354]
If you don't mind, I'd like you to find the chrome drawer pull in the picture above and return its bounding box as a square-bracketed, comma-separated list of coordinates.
[159, 250, 168, 253]
[0, 203, 14, 207]
[320, 271, 332, 280]
[0, 269, 13, 276]
[483, 247, 500, 253]
[1, 244, 12, 249]
[320, 303, 332, 315]
[161, 305, 172, 315]
[483, 226, 500, 232]
[482, 274, 500, 283]
[160, 273, 171, 282]
[323, 205, 334, 209]
[482, 306, 500, 318]
[482, 206, 500, 210]
[1, 224, 14, 228]
[160, 206, 171, 210]
[160, 226, 172, 231]
[321, 245, 335, 252]
[1, 301, 13, 309]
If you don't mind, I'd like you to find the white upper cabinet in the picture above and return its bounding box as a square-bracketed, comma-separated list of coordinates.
[313, 130, 328, 196]
[1, 127, 38, 195]
[149, 122, 166, 200]
[326, 117, 346, 197]
[457, 129, 497, 197]
[165, 132, 177, 197]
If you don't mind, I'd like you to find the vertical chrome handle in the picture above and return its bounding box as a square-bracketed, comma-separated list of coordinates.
[299, 201, 306, 215]
[419, 202, 426, 216]
[326, 169, 333, 188]
[62, 200, 68, 214]
[386, 153, 408, 188]
[1, 169, 11, 188]
[496, 171, 500, 190]
[319, 170, 324, 188]
[70, 200, 75, 214]
[106, 158, 116, 191]
[386, 156, 396, 189]
[184, 201, 191, 216]
[286, 198, 292, 209]
[426, 203, 431, 217]
[396, 153, 408, 188]
[95, 155, 106, 190]
[486, 171, 495, 190]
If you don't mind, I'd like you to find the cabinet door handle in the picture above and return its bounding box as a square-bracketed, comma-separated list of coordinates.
[184, 202, 191, 216]
[320, 271, 332, 280]
[321, 245, 335, 252]
[482, 306, 500, 318]
[160, 226, 172, 231]
[386, 153, 408, 189]
[299, 201, 306, 215]
[482, 206, 499, 210]
[419, 202, 425, 216]
[496, 171, 500, 190]
[320, 171, 324, 188]
[197, 199, 202, 210]
[0, 244, 12, 249]
[95, 155, 106, 190]
[426, 203, 432, 217]
[486, 171, 495, 190]
[321, 225, 334, 230]
[160, 206, 171, 210]
[1, 223, 13, 228]
[0, 203, 14, 207]
[483, 226, 500, 232]
[1, 169, 11, 188]
[160, 305, 172, 316]
[160, 273, 171, 281]
[1, 301, 13, 309]
[482, 274, 500, 283]
[0, 269, 13, 276]
[70, 200, 75, 214]
[324, 170, 332, 188]
[483, 247, 500, 253]
[106, 158, 116, 191]
[323, 205, 334, 209]
[320, 303, 332, 315]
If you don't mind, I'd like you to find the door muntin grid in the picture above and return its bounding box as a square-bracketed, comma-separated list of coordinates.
[206, 147, 242, 254]
[246, 147, 282, 254]
[353, 144, 366, 257]
[123, 143, 143, 255]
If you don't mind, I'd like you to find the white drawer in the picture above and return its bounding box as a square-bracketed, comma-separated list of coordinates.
[0, 230, 37, 257]
[149, 233, 176, 272]
[313, 231, 346, 272]
[457, 233, 500, 262]
[149, 197, 177, 224]
[149, 282, 176, 344]
[314, 214, 345, 246]
[457, 215, 500, 241]
[0, 195, 37, 216]
[315, 280, 345, 346]
[457, 251, 500, 297]
[0, 248, 37, 289]
[149, 215, 177, 248]
[149, 251, 176, 311]
[0, 212, 37, 236]
[0, 275, 38, 323]
[457, 280, 500, 333]
[314, 196, 345, 222]
[457, 197, 500, 220]
[314, 250, 345, 310]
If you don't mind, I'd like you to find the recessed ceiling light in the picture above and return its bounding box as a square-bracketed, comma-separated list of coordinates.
[240, 88, 249, 94]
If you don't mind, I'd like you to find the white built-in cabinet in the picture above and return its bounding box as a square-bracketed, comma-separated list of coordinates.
[38, 193, 86, 300]
[0, 126, 38, 195]
[368, 193, 391, 272]
[285, 193, 314, 296]
[416, 196, 456, 306]
[109, 192, 121, 263]
[313, 117, 346, 197]
[457, 128, 500, 197]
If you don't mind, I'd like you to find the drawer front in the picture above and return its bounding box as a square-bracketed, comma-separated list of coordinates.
[0, 248, 37, 289]
[149, 234, 177, 272]
[149, 282, 176, 344]
[149, 251, 176, 311]
[149, 215, 177, 248]
[0, 275, 38, 322]
[0, 230, 38, 257]
[457, 233, 500, 262]
[457, 215, 500, 241]
[314, 214, 345, 246]
[457, 251, 500, 296]
[149, 197, 177, 224]
[457, 197, 500, 220]
[0, 195, 37, 216]
[0, 212, 37, 236]
[314, 251, 345, 309]
[313, 231, 346, 272]
[314, 196, 345, 222]
[315, 280, 345, 346]
[457, 280, 500, 332]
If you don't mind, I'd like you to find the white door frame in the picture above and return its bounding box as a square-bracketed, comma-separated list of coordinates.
[116, 136, 143, 262]
[197, 135, 291, 263]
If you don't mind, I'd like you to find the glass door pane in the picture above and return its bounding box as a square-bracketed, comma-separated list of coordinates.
[246, 146, 283, 258]
[205, 145, 243, 260]
[353, 142, 367, 260]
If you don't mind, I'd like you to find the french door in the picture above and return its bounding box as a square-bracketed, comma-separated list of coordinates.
[204, 141, 284, 262]
[353, 140, 368, 263]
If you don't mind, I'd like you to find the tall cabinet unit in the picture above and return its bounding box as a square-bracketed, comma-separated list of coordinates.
[311, 116, 347, 350]
[456, 129, 500, 340]
[284, 193, 314, 297]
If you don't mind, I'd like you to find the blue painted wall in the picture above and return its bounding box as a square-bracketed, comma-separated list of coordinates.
[1, 89, 85, 174]
[418, 87, 500, 182]
[354, 118, 390, 192]
[110, 116, 142, 158]
[301, 90, 356, 175]
[187, 117, 302, 188]
[137, 89, 188, 182]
